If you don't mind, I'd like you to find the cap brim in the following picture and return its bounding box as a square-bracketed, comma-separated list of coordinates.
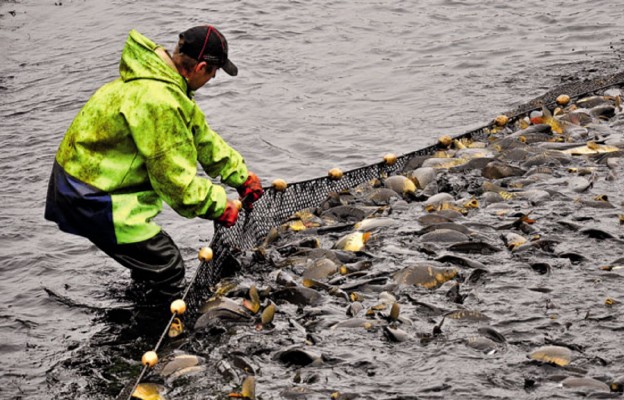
[222, 59, 238, 76]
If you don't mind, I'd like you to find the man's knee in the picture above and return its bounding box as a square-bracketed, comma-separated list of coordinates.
[95, 231, 186, 287]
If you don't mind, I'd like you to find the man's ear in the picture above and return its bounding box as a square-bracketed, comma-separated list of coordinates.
[195, 61, 208, 73]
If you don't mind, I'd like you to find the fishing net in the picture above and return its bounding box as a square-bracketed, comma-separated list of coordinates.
[183, 144, 440, 323]
[121, 71, 624, 399]
[184, 72, 624, 323]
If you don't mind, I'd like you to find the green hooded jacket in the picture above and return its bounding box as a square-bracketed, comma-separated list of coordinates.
[48, 30, 248, 244]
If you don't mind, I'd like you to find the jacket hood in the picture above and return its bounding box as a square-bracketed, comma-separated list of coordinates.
[119, 30, 188, 92]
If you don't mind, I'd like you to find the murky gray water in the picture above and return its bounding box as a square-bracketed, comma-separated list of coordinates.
[1, 0, 624, 399]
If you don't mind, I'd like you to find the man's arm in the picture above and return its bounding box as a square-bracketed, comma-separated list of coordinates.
[125, 98, 228, 220]
[190, 106, 248, 188]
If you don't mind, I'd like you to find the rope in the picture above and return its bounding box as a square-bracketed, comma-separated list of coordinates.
[121, 261, 210, 400]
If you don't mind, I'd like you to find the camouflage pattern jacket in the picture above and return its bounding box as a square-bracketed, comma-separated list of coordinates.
[45, 30, 248, 244]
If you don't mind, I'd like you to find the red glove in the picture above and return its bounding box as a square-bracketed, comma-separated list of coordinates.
[215, 199, 239, 228]
[237, 172, 264, 210]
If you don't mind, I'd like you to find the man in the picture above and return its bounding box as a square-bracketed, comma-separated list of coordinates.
[44, 25, 263, 299]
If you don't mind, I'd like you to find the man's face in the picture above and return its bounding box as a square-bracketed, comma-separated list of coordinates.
[187, 62, 218, 91]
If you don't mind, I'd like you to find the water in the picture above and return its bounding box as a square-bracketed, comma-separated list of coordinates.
[0, 0, 623, 398]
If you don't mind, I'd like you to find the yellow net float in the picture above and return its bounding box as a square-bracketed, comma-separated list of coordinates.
[556, 94, 570, 106]
[383, 153, 397, 165]
[328, 168, 343, 180]
[272, 178, 288, 191]
[437, 135, 452, 148]
[494, 114, 509, 126]
[198, 246, 213, 262]
[141, 351, 158, 368]
[170, 299, 187, 315]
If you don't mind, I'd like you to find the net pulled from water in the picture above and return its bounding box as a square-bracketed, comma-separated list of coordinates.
[122, 71, 624, 399]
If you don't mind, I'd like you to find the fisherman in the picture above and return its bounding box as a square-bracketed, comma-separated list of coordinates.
[44, 25, 263, 299]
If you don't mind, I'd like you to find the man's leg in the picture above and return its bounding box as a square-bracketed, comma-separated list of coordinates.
[94, 231, 185, 299]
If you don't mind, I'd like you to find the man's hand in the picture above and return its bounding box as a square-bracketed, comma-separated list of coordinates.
[237, 172, 264, 210]
[215, 199, 239, 228]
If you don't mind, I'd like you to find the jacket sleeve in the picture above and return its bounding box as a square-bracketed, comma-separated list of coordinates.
[190, 105, 248, 188]
[124, 97, 227, 220]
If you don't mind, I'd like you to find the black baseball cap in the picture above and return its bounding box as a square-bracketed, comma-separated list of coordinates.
[179, 25, 238, 76]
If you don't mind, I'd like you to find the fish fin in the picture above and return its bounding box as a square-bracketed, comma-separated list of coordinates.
[242, 299, 260, 314]
[499, 191, 515, 200]
[241, 375, 256, 399]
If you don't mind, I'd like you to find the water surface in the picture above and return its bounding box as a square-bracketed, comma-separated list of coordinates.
[1, 0, 623, 398]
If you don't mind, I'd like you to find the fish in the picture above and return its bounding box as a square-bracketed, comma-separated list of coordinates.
[568, 176, 591, 193]
[477, 326, 506, 343]
[331, 318, 380, 330]
[277, 237, 321, 256]
[168, 317, 184, 338]
[465, 336, 499, 354]
[562, 141, 620, 155]
[417, 213, 454, 226]
[416, 222, 474, 236]
[260, 301, 276, 328]
[242, 285, 261, 314]
[302, 257, 339, 280]
[333, 231, 372, 252]
[589, 104, 616, 119]
[481, 161, 526, 179]
[389, 302, 400, 321]
[336, 260, 373, 276]
[294, 208, 324, 225]
[354, 217, 398, 231]
[253, 227, 281, 259]
[167, 365, 205, 383]
[528, 345, 572, 366]
[576, 95, 608, 109]
[321, 205, 368, 223]
[272, 286, 323, 306]
[531, 107, 564, 134]
[446, 309, 490, 322]
[424, 202, 467, 215]
[393, 263, 459, 289]
[455, 148, 495, 159]
[346, 301, 364, 317]
[559, 109, 594, 126]
[449, 157, 496, 172]
[228, 375, 256, 399]
[500, 232, 528, 250]
[520, 151, 571, 168]
[132, 383, 166, 400]
[366, 188, 401, 205]
[274, 346, 323, 366]
[435, 254, 487, 270]
[447, 241, 502, 254]
[420, 229, 470, 243]
[160, 353, 202, 378]
[423, 192, 455, 207]
[194, 306, 253, 329]
[421, 157, 470, 169]
[560, 377, 610, 392]
[383, 325, 410, 342]
[383, 175, 416, 196]
[273, 269, 298, 287]
[408, 167, 436, 189]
